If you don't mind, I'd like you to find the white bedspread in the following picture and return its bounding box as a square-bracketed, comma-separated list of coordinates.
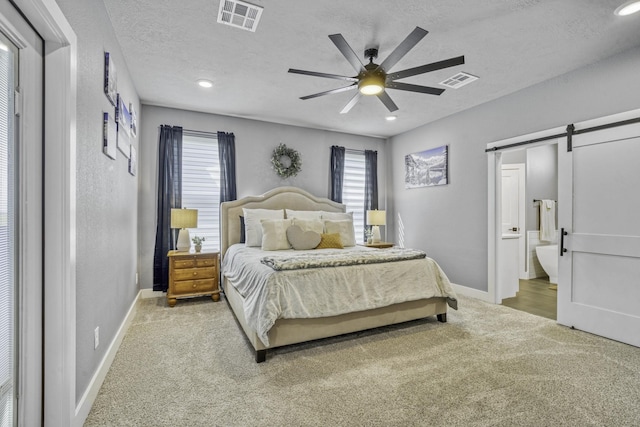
[222, 244, 458, 346]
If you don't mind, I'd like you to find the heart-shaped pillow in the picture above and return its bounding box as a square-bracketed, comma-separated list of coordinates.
[286, 225, 321, 250]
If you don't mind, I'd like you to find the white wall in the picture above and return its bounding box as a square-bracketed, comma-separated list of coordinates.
[388, 45, 640, 292]
[526, 144, 558, 232]
[55, 0, 140, 404]
[138, 105, 386, 289]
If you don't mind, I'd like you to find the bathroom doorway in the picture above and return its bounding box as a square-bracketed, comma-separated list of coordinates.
[491, 141, 559, 318]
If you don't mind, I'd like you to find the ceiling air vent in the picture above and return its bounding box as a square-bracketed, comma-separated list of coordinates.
[440, 72, 478, 89]
[217, 0, 264, 32]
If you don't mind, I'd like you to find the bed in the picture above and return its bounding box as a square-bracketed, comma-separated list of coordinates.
[220, 187, 457, 362]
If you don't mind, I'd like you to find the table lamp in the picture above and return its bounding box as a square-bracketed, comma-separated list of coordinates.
[366, 210, 386, 243]
[171, 208, 198, 251]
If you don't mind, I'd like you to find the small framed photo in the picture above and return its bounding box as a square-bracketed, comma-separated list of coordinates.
[104, 52, 117, 106]
[128, 145, 137, 176]
[102, 112, 117, 159]
[129, 102, 137, 137]
[405, 145, 449, 188]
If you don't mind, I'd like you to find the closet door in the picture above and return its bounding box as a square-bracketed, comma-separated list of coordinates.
[558, 122, 640, 347]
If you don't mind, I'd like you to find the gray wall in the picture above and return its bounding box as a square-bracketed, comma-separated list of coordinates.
[526, 145, 558, 232]
[387, 45, 640, 292]
[55, 0, 140, 404]
[138, 105, 386, 289]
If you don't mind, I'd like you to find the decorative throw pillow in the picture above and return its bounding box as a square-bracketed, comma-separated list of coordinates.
[239, 216, 245, 243]
[316, 233, 344, 249]
[285, 209, 322, 220]
[323, 219, 356, 247]
[242, 208, 284, 247]
[286, 225, 321, 250]
[260, 219, 293, 251]
[320, 211, 353, 220]
[292, 218, 324, 234]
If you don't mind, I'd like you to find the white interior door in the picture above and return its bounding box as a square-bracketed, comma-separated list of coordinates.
[558, 122, 640, 347]
[501, 167, 520, 235]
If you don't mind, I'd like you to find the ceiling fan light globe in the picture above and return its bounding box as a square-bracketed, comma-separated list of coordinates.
[358, 74, 385, 95]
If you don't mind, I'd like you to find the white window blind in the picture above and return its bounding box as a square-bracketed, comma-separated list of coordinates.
[343, 152, 366, 244]
[0, 43, 15, 427]
[181, 133, 221, 251]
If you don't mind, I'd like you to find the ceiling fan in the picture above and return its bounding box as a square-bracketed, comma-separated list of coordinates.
[288, 27, 465, 114]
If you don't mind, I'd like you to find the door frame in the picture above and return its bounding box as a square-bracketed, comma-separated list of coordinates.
[12, 0, 77, 425]
[487, 128, 564, 304]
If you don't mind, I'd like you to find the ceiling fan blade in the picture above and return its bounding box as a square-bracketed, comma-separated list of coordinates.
[340, 92, 362, 114]
[300, 84, 357, 100]
[388, 55, 465, 81]
[377, 26, 429, 72]
[288, 68, 358, 82]
[376, 91, 398, 112]
[386, 81, 445, 95]
[328, 33, 365, 73]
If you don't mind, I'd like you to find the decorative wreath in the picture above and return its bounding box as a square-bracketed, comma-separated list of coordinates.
[271, 143, 302, 178]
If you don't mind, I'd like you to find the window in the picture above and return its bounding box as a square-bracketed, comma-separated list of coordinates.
[181, 133, 220, 251]
[342, 151, 366, 244]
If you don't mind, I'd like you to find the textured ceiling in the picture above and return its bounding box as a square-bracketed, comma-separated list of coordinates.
[102, 0, 640, 138]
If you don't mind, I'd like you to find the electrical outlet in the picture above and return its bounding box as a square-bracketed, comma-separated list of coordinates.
[94, 327, 99, 349]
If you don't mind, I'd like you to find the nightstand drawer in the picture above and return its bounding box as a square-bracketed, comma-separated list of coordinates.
[173, 256, 216, 269]
[173, 266, 216, 281]
[173, 278, 216, 294]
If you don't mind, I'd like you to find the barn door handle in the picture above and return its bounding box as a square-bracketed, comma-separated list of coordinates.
[560, 228, 568, 256]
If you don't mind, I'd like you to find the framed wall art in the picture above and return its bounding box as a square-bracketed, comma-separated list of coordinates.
[116, 94, 131, 157]
[102, 112, 117, 159]
[404, 145, 448, 189]
[128, 145, 137, 176]
[129, 102, 137, 137]
[103, 52, 117, 106]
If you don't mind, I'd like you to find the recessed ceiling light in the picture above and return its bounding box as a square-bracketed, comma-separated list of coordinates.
[197, 79, 213, 88]
[385, 115, 397, 121]
[615, 0, 640, 16]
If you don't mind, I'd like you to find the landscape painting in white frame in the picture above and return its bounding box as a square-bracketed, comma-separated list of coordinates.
[102, 112, 117, 159]
[103, 52, 117, 106]
[404, 145, 448, 189]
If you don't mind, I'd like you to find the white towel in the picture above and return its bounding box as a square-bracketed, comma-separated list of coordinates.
[539, 199, 556, 242]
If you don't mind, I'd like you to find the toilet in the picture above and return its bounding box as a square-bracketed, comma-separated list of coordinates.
[535, 244, 558, 284]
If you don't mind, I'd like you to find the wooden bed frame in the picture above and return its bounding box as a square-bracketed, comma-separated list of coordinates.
[220, 187, 448, 362]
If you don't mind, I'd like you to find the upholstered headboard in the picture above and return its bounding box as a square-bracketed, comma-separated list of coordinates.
[220, 187, 345, 260]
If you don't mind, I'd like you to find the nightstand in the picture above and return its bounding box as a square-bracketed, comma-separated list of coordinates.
[167, 250, 220, 307]
[360, 242, 394, 249]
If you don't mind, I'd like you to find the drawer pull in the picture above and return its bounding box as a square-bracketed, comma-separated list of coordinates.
[193, 272, 197, 276]
[192, 284, 197, 288]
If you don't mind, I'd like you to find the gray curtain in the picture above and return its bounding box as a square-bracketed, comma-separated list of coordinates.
[364, 149, 379, 239]
[330, 145, 345, 203]
[153, 125, 183, 291]
[218, 131, 237, 203]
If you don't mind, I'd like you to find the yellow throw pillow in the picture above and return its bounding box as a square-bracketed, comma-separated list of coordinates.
[316, 233, 344, 249]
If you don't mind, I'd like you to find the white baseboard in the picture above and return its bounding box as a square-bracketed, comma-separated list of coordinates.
[451, 283, 494, 303]
[73, 290, 142, 426]
[140, 288, 164, 299]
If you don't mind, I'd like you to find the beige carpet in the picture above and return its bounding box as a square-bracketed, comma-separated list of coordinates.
[85, 294, 640, 426]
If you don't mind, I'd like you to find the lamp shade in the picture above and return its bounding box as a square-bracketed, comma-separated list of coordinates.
[366, 210, 386, 226]
[171, 208, 198, 229]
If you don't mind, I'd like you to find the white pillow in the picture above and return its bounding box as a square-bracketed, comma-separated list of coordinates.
[260, 219, 293, 251]
[285, 209, 322, 220]
[323, 219, 356, 247]
[292, 218, 324, 234]
[242, 208, 284, 247]
[321, 211, 353, 220]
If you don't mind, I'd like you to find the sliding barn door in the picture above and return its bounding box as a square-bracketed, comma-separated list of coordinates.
[558, 122, 640, 347]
